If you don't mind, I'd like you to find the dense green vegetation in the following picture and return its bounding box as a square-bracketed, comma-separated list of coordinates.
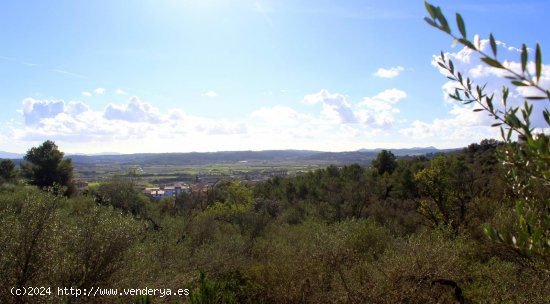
[21, 140, 76, 196]
[62, 148, 450, 184]
[1, 3, 549, 303]
[1, 139, 548, 303]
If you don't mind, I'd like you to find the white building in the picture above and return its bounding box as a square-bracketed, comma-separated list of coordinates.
[144, 182, 191, 199]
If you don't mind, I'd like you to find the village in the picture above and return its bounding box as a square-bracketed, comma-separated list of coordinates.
[72, 167, 293, 200]
[143, 182, 191, 199]
[141, 169, 291, 199]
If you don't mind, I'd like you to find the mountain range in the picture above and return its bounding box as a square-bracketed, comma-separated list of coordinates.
[1, 146, 459, 166]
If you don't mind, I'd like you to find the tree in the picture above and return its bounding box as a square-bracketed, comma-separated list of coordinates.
[391, 160, 419, 200]
[415, 155, 474, 232]
[95, 176, 149, 216]
[0, 159, 18, 184]
[21, 140, 76, 196]
[372, 150, 397, 175]
[424, 2, 549, 259]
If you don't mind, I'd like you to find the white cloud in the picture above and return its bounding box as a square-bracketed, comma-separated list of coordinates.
[399, 104, 497, 142]
[356, 88, 407, 128]
[115, 88, 127, 95]
[373, 66, 404, 78]
[94, 88, 105, 95]
[23, 98, 66, 125]
[5, 87, 413, 153]
[401, 38, 550, 144]
[65, 101, 90, 116]
[362, 88, 407, 104]
[22, 99, 89, 126]
[82, 91, 92, 97]
[104, 96, 164, 123]
[302, 88, 407, 129]
[12, 96, 250, 149]
[202, 91, 218, 97]
[303, 89, 358, 124]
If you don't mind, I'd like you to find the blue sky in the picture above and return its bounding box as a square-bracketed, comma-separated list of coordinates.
[1, 0, 549, 153]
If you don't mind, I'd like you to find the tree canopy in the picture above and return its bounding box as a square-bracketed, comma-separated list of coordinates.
[0, 159, 18, 184]
[22, 140, 76, 196]
[372, 150, 397, 175]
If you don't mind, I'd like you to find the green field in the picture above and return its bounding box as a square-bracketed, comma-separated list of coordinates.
[74, 161, 333, 184]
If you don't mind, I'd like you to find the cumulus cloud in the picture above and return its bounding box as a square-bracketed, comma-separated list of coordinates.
[360, 88, 407, 106]
[250, 90, 403, 148]
[242, 88, 403, 142]
[202, 91, 218, 97]
[13, 96, 250, 148]
[401, 38, 550, 144]
[104, 97, 164, 123]
[94, 88, 105, 94]
[8, 86, 412, 152]
[21, 99, 90, 126]
[356, 88, 407, 128]
[301, 88, 408, 129]
[82, 91, 92, 97]
[399, 104, 498, 142]
[115, 89, 127, 95]
[65, 101, 90, 115]
[303, 89, 358, 124]
[373, 66, 404, 78]
[22, 99, 64, 125]
[18, 99, 102, 142]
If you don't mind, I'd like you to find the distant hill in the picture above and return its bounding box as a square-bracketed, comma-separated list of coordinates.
[68, 150, 322, 166]
[65, 148, 463, 167]
[357, 146, 459, 156]
[0, 151, 24, 159]
[67, 152, 123, 156]
[301, 151, 378, 164]
[3, 148, 460, 167]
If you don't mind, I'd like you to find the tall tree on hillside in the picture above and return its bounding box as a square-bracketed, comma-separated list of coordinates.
[372, 150, 397, 175]
[0, 159, 18, 184]
[22, 140, 75, 196]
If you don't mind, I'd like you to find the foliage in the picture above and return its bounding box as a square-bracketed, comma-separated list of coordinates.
[249, 219, 392, 303]
[415, 155, 474, 233]
[1, 141, 548, 302]
[94, 176, 150, 217]
[364, 229, 548, 303]
[371, 149, 397, 175]
[0, 159, 18, 184]
[199, 180, 255, 228]
[188, 272, 255, 304]
[54, 203, 144, 290]
[425, 1, 549, 260]
[21, 140, 76, 196]
[0, 187, 144, 303]
[0, 188, 63, 303]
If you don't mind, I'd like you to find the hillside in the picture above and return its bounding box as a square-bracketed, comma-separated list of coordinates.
[63, 147, 451, 167]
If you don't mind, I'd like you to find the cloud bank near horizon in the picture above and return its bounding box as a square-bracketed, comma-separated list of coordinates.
[5, 38, 548, 154]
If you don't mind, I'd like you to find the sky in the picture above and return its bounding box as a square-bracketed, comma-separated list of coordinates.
[1, 0, 549, 154]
